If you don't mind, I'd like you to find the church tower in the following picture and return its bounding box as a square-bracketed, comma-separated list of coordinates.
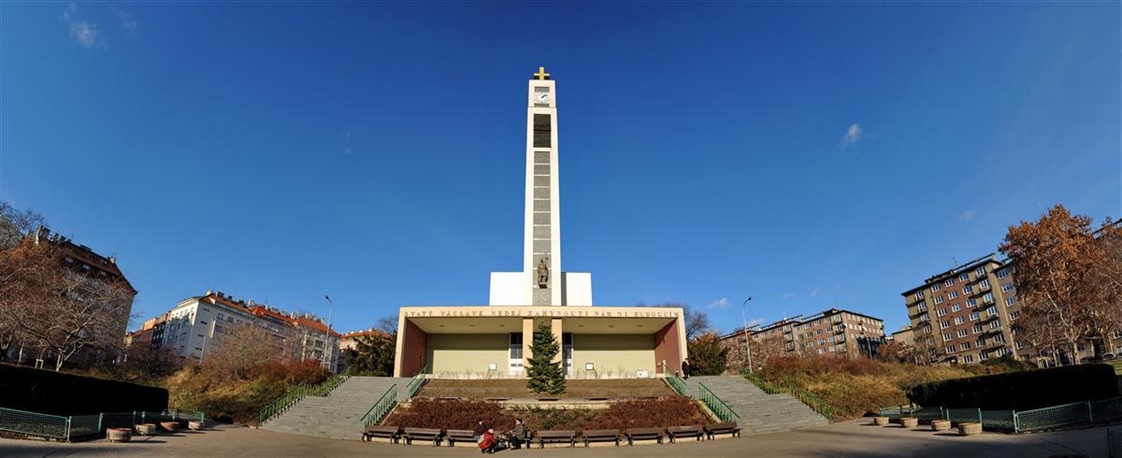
[524, 67, 562, 306]
[489, 67, 591, 307]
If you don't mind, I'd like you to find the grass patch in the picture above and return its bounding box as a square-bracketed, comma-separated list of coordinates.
[419, 379, 675, 399]
[385, 397, 710, 432]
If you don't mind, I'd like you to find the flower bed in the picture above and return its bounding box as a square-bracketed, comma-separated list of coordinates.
[384, 397, 711, 432]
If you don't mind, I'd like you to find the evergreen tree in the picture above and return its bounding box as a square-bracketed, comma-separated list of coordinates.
[526, 322, 565, 395]
[344, 333, 396, 376]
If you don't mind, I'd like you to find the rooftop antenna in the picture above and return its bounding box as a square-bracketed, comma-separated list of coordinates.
[952, 257, 958, 267]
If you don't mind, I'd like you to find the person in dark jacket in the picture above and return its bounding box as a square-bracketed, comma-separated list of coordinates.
[473, 419, 487, 443]
[508, 418, 529, 450]
[681, 358, 691, 379]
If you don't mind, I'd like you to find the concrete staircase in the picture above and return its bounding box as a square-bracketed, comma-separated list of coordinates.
[681, 375, 829, 436]
[260, 376, 413, 440]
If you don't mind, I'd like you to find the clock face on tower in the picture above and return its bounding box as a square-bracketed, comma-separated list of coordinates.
[535, 92, 551, 104]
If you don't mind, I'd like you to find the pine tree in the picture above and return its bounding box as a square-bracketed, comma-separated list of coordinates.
[526, 322, 565, 395]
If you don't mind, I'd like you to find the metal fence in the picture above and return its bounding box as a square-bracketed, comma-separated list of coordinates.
[66, 415, 100, 440]
[1109, 427, 1122, 458]
[360, 384, 398, 427]
[881, 397, 1122, 434]
[664, 375, 687, 396]
[0, 407, 69, 440]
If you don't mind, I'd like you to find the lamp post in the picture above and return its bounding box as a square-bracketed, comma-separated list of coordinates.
[742, 297, 754, 374]
[324, 295, 335, 372]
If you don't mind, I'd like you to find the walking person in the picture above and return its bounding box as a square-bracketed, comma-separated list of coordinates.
[681, 358, 691, 380]
[473, 418, 487, 443]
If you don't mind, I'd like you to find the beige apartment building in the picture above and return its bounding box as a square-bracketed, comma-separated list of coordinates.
[720, 308, 886, 363]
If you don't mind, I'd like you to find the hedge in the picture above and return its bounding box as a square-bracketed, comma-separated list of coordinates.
[907, 364, 1118, 411]
[0, 364, 168, 416]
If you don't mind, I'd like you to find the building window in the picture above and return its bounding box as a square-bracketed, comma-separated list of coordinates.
[941, 320, 951, 329]
[943, 333, 953, 342]
[970, 312, 980, 321]
[918, 304, 927, 312]
[980, 279, 991, 288]
[976, 266, 986, 276]
[945, 279, 955, 287]
[949, 291, 959, 299]
[959, 273, 969, 282]
[967, 298, 977, 308]
[963, 285, 973, 294]
[964, 355, 975, 363]
[946, 346, 956, 354]
[1010, 310, 1020, 320]
[984, 292, 995, 303]
[951, 304, 962, 312]
[1002, 282, 1014, 292]
[914, 291, 925, 301]
[961, 342, 972, 351]
[957, 329, 968, 337]
[990, 320, 1002, 330]
[955, 316, 965, 325]
[937, 308, 948, 316]
[986, 306, 998, 316]
[980, 352, 989, 361]
[993, 334, 1005, 344]
[932, 284, 942, 292]
[973, 325, 984, 334]
[997, 269, 1010, 279]
[1006, 296, 1017, 306]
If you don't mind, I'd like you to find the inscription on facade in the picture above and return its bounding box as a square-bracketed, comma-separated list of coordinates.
[402, 309, 678, 318]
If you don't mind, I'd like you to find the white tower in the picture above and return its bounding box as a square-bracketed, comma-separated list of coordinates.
[490, 67, 591, 306]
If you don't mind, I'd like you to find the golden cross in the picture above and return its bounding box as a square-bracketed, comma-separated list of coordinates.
[533, 66, 550, 80]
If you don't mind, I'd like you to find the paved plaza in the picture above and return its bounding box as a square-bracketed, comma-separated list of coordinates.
[0, 420, 1111, 457]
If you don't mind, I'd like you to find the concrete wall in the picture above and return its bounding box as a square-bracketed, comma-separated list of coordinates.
[489, 272, 526, 306]
[399, 320, 428, 376]
[653, 320, 682, 375]
[561, 272, 592, 306]
[571, 334, 655, 378]
[427, 334, 508, 376]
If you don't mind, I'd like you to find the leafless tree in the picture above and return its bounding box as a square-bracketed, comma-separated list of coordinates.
[204, 322, 277, 382]
[0, 201, 46, 249]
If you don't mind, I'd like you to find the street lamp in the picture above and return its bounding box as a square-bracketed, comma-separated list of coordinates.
[324, 295, 336, 372]
[742, 297, 754, 374]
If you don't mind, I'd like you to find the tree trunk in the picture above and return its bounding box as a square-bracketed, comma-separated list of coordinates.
[55, 353, 64, 371]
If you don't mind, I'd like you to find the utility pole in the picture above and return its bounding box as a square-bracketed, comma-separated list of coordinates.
[742, 297, 754, 374]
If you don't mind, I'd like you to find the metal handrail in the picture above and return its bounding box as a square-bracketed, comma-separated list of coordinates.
[360, 384, 398, 427]
[664, 375, 687, 396]
[406, 373, 427, 398]
[258, 375, 348, 425]
[699, 382, 740, 422]
[745, 372, 834, 419]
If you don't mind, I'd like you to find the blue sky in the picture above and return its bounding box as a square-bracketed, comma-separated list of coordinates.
[2, 2, 1119, 335]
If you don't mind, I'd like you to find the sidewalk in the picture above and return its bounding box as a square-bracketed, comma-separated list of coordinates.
[0, 419, 1111, 457]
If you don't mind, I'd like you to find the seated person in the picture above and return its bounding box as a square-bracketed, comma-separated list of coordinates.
[508, 418, 529, 450]
[479, 428, 499, 454]
[473, 419, 487, 443]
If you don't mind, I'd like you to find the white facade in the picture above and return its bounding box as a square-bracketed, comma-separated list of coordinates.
[162, 296, 256, 361]
[489, 68, 593, 307]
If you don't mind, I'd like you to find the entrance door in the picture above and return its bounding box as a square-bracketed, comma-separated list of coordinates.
[509, 333, 524, 377]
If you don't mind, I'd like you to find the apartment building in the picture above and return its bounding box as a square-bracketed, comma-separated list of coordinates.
[901, 254, 1021, 365]
[139, 290, 341, 372]
[720, 308, 886, 361]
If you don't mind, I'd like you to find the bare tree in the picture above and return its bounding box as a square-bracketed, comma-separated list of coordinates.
[204, 323, 277, 382]
[638, 302, 711, 340]
[0, 201, 46, 249]
[0, 241, 133, 370]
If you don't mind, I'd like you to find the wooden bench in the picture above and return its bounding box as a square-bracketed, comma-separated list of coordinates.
[666, 425, 704, 443]
[624, 427, 664, 446]
[536, 430, 576, 448]
[444, 429, 476, 447]
[401, 427, 443, 446]
[704, 422, 741, 440]
[581, 429, 620, 447]
[362, 425, 401, 443]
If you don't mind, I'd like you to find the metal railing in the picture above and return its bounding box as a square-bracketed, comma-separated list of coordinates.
[699, 382, 740, 423]
[0, 407, 69, 440]
[744, 372, 834, 419]
[664, 375, 687, 396]
[1015, 401, 1091, 433]
[406, 373, 427, 398]
[257, 375, 348, 425]
[360, 384, 398, 427]
[877, 397, 1122, 434]
[1109, 427, 1122, 458]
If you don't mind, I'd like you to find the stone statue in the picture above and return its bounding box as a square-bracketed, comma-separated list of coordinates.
[536, 257, 550, 288]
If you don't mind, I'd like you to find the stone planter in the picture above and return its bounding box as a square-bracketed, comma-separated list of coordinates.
[958, 422, 982, 436]
[931, 419, 951, 431]
[160, 421, 180, 432]
[188, 420, 205, 431]
[900, 417, 918, 428]
[873, 416, 890, 426]
[135, 423, 157, 435]
[107, 427, 132, 443]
